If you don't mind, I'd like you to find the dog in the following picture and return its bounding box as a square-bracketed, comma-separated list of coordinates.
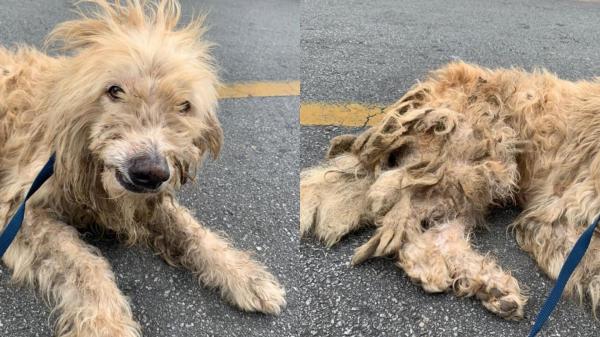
[301, 61, 600, 320]
[0, 1, 285, 336]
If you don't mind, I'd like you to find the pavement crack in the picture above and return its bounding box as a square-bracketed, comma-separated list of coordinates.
[361, 106, 386, 128]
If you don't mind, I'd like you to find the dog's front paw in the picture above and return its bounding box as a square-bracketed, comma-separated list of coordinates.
[352, 197, 414, 265]
[224, 265, 286, 315]
[476, 283, 526, 320]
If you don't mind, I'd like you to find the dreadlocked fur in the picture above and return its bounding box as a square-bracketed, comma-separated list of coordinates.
[301, 61, 600, 320]
[0, 1, 285, 336]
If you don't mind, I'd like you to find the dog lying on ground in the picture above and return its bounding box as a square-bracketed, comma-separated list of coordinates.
[301, 61, 600, 320]
[0, 1, 285, 336]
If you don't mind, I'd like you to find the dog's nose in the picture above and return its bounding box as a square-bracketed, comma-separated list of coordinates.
[127, 155, 170, 190]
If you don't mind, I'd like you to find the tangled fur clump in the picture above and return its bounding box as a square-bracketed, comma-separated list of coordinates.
[0, 1, 285, 336]
[301, 61, 600, 319]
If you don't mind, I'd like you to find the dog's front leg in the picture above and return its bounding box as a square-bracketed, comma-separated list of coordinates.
[2, 208, 140, 337]
[150, 202, 286, 315]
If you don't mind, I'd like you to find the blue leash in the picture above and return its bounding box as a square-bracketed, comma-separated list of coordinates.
[0, 153, 56, 257]
[528, 213, 600, 336]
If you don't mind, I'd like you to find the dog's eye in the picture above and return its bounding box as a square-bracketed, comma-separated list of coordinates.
[107, 85, 125, 100]
[178, 101, 191, 114]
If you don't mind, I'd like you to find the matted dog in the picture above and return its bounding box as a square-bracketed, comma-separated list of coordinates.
[0, 1, 285, 336]
[302, 61, 600, 320]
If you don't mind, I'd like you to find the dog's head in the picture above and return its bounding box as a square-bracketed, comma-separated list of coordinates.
[46, 0, 221, 198]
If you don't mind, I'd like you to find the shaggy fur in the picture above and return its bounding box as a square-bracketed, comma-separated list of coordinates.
[0, 1, 285, 336]
[301, 61, 600, 320]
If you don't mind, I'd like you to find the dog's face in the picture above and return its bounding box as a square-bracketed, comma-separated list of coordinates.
[87, 49, 221, 197]
[48, 0, 222, 198]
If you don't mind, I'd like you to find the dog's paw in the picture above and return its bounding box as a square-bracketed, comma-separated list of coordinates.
[477, 267, 526, 320]
[479, 287, 525, 320]
[352, 224, 404, 265]
[352, 199, 413, 265]
[225, 266, 286, 315]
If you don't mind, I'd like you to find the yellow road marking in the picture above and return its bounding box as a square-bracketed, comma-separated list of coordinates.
[219, 82, 386, 127]
[300, 102, 386, 127]
[219, 80, 300, 99]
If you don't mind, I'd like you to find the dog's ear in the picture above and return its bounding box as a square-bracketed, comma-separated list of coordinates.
[327, 134, 357, 159]
[45, 0, 197, 52]
[46, 14, 111, 51]
[45, 0, 139, 51]
[193, 111, 223, 160]
[203, 113, 223, 160]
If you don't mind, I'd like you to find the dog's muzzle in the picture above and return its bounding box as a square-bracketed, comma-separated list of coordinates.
[116, 154, 170, 193]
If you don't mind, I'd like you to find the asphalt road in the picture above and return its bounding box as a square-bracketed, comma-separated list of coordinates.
[300, 0, 600, 336]
[301, 0, 600, 106]
[0, 1, 299, 337]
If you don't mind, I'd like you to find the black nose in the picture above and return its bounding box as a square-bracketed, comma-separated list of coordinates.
[127, 155, 170, 190]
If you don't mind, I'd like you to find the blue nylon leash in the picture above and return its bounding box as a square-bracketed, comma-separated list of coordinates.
[528, 213, 600, 337]
[0, 153, 56, 257]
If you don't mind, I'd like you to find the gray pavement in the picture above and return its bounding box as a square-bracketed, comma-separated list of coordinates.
[0, 1, 299, 337]
[300, 0, 600, 336]
[301, 0, 600, 105]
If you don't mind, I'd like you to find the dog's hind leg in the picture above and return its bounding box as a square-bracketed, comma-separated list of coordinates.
[349, 189, 527, 319]
[149, 202, 286, 315]
[396, 219, 526, 319]
[2, 209, 140, 337]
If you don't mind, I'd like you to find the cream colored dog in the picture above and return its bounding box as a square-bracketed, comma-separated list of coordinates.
[302, 62, 600, 320]
[0, 1, 285, 336]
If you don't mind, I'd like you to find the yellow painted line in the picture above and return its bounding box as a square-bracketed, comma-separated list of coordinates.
[219, 80, 300, 99]
[300, 102, 386, 127]
[219, 81, 385, 127]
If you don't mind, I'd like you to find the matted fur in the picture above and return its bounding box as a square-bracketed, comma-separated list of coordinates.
[0, 1, 285, 336]
[301, 61, 600, 320]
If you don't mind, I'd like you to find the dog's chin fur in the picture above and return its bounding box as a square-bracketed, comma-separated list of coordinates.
[0, 1, 286, 336]
[302, 61, 600, 320]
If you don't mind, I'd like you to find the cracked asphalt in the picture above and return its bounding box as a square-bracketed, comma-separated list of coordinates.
[0, 1, 299, 337]
[300, 0, 600, 336]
